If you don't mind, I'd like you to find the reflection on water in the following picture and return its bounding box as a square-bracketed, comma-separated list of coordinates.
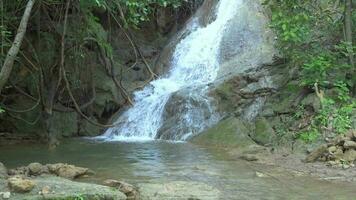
[1, 139, 356, 199]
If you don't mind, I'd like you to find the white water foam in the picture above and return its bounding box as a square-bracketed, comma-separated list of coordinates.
[101, 0, 242, 141]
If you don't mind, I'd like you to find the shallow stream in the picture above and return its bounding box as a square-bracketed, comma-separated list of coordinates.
[1, 139, 356, 199]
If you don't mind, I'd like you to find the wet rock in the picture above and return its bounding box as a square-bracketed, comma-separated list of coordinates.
[191, 117, 256, 148]
[28, 162, 45, 175]
[343, 140, 356, 149]
[103, 179, 139, 199]
[342, 149, 356, 163]
[47, 163, 93, 179]
[0, 162, 7, 179]
[8, 176, 36, 193]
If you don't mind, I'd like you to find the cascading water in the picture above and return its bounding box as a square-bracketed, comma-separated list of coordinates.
[101, 0, 242, 141]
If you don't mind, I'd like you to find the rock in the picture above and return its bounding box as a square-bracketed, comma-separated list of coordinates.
[0, 192, 11, 199]
[240, 154, 259, 161]
[328, 146, 337, 153]
[103, 179, 139, 199]
[191, 117, 256, 148]
[7, 166, 28, 176]
[8, 175, 126, 199]
[344, 140, 356, 149]
[301, 93, 321, 112]
[252, 117, 276, 146]
[345, 130, 356, 139]
[304, 144, 328, 163]
[342, 149, 356, 163]
[0, 162, 7, 179]
[47, 163, 92, 179]
[28, 162, 44, 175]
[8, 176, 36, 193]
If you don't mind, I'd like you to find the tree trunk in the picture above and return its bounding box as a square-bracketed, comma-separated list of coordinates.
[0, 0, 35, 94]
[345, 0, 354, 65]
[345, 0, 355, 95]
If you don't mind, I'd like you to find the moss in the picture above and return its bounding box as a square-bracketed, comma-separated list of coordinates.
[191, 117, 255, 148]
[252, 117, 276, 145]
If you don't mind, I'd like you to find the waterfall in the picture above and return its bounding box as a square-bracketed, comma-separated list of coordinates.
[101, 0, 242, 141]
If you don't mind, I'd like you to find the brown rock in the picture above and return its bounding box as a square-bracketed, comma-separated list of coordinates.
[47, 163, 92, 179]
[103, 179, 139, 200]
[342, 149, 356, 163]
[344, 141, 356, 149]
[8, 176, 36, 193]
[304, 144, 327, 163]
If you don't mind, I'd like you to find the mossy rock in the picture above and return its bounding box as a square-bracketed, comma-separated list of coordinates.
[191, 117, 256, 148]
[251, 117, 276, 145]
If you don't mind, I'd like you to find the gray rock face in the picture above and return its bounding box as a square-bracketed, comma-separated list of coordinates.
[157, 87, 219, 140]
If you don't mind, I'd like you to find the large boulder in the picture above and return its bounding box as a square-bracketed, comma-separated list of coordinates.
[28, 162, 46, 176]
[46, 163, 93, 179]
[191, 117, 256, 148]
[8, 176, 36, 193]
[251, 117, 276, 146]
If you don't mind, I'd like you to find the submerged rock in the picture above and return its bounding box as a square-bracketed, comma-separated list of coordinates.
[138, 181, 220, 200]
[8, 176, 36, 193]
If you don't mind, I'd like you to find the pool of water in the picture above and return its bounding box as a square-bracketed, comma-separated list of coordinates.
[1, 139, 356, 199]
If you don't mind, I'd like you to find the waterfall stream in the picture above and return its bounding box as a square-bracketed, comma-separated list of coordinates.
[101, 0, 242, 141]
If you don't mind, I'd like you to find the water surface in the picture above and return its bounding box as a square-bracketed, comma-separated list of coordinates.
[1, 139, 355, 199]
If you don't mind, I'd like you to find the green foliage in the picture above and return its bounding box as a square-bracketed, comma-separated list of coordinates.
[298, 128, 319, 143]
[265, 0, 355, 143]
[122, 0, 182, 26]
[301, 55, 333, 87]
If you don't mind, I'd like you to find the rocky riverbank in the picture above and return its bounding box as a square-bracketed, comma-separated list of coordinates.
[0, 162, 127, 200]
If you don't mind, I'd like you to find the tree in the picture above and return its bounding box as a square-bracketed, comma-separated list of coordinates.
[0, 0, 35, 94]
